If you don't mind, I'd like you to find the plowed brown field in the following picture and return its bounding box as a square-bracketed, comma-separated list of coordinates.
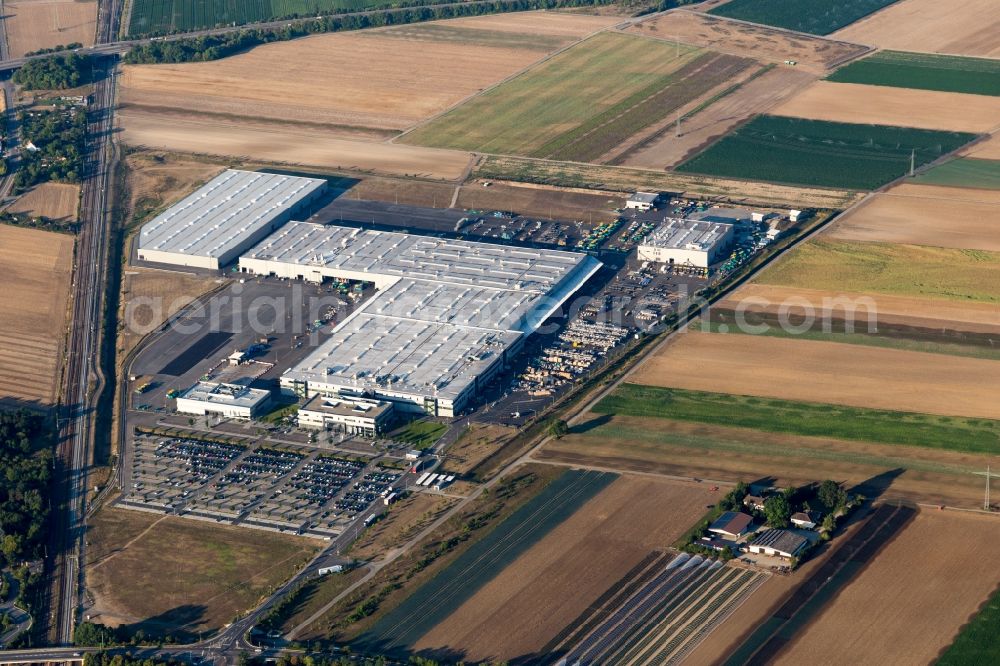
[827, 184, 1000, 251]
[7, 182, 79, 220]
[832, 0, 1000, 58]
[628, 10, 869, 74]
[771, 81, 1000, 132]
[5, 0, 97, 58]
[776, 510, 1000, 665]
[630, 331, 1000, 419]
[117, 108, 472, 180]
[0, 225, 73, 408]
[413, 474, 714, 662]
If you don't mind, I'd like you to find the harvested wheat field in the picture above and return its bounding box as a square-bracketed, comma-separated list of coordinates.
[622, 67, 815, 168]
[119, 13, 609, 131]
[771, 81, 1000, 132]
[398, 10, 619, 38]
[776, 509, 1000, 665]
[117, 108, 472, 180]
[7, 182, 79, 220]
[630, 330, 1000, 419]
[833, 0, 1000, 58]
[720, 283, 1000, 333]
[0, 225, 73, 408]
[4, 0, 97, 58]
[413, 474, 715, 662]
[628, 10, 869, 74]
[827, 183, 1000, 251]
[962, 132, 1000, 159]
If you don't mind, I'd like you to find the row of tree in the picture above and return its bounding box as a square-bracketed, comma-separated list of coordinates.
[124, 0, 614, 65]
[12, 53, 89, 90]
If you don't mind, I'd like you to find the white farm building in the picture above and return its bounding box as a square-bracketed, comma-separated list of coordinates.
[637, 218, 735, 268]
[239, 222, 601, 417]
[136, 169, 327, 270]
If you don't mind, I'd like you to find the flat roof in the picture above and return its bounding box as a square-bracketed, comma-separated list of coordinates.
[261, 223, 602, 402]
[689, 207, 752, 225]
[752, 529, 808, 555]
[641, 217, 733, 252]
[300, 394, 393, 420]
[178, 381, 271, 408]
[138, 169, 326, 259]
[629, 191, 659, 203]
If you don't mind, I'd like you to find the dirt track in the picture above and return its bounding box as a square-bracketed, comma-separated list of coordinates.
[827, 183, 1000, 251]
[777, 509, 1000, 665]
[771, 81, 1000, 132]
[833, 0, 1000, 57]
[117, 108, 473, 180]
[631, 330, 1000, 419]
[413, 475, 714, 661]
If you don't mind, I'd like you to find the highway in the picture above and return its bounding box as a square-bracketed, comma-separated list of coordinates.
[46, 0, 123, 645]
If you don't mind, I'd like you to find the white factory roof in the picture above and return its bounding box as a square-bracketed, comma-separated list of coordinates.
[629, 191, 660, 204]
[689, 207, 752, 225]
[263, 223, 601, 402]
[178, 381, 271, 408]
[642, 218, 733, 252]
[300, 394, 393, 420]
[137, 169, 326, 259]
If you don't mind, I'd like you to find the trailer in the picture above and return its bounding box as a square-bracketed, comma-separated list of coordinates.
[422, 473, 439, 487]
[433, 474, 457, 490]
[384, 492, 398, 506]
[415, 472, 431, 486]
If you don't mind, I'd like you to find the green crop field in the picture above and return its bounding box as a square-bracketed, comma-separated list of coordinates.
[708, 0, 899, 35]
[357, 469, 616, 653]
[676, 115, 977, 189]
[759, 240, 1000, 303]
[128, 0, 387, 35]
[913, 157, 1000, 190]
[593, 384, 1000, 455]
[403, 32, 753, 161]
[938, 587, 1000, 665]
[827, 50, 1000, 96]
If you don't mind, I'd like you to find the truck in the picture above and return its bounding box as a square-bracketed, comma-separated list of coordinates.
[134, 381, 152, 394]
[318, 564, 344, 575]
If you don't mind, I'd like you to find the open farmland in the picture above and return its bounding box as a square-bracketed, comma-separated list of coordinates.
[85, 506, 320, 640]
[827, 183, 1000, 251]
[708, 0, 899, 36]
[7, 182, 79, 221]
[770, 81, 1000, 132]
[775, 510, 1000, 665]
[355, 469, 616, 654]
[119, 18, 607, 131]
[913, 158, 1000, 190]
[827, 50, 1000, 96]
[127, 0, 386, 35]
[938, 587, 1000, 665]
[541, 414, 998, 508]
[832, 0, 1000, 58]
[627, 10, 870, 74]
[628, 331, 1000, 420]
[117, 107, 472, 180]
[0, 225, 73, 409]
[758, 239, 1000, 303]
[475, 155, 861, 208]
[413, 475, 716, 662]
[403, 32, 760, 162]
[4, 0, 97, 57]
[622, 67, 815, 169]
[677, 115, 977, 189]
[964, 133, 1000, 159]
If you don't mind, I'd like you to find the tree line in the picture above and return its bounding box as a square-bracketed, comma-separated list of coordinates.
[0, 410, 52, 567]
[12, 53, 90, 90]
[124, 0, 615, 65]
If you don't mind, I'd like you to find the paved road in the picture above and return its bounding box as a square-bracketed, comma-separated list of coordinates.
[48, 0, 122, 645]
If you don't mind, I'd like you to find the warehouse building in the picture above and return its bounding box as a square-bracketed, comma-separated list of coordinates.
[625, 191, 661, 211]
[297, 394, 394, 437]
[175, 381, 271, 419]
[136, 169, 327, 269]
[637, 217, 735, 268]
[240, 222, 602, 417]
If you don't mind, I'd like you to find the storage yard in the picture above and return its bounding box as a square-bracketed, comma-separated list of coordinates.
[412, 475, 718, 662]
[628, 330, 1000, 420]
[832, 0, 1000, 58]
[774, 509, 1000, 665]
[0, 225, 74, 408]
[4, 0, 97, 57]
